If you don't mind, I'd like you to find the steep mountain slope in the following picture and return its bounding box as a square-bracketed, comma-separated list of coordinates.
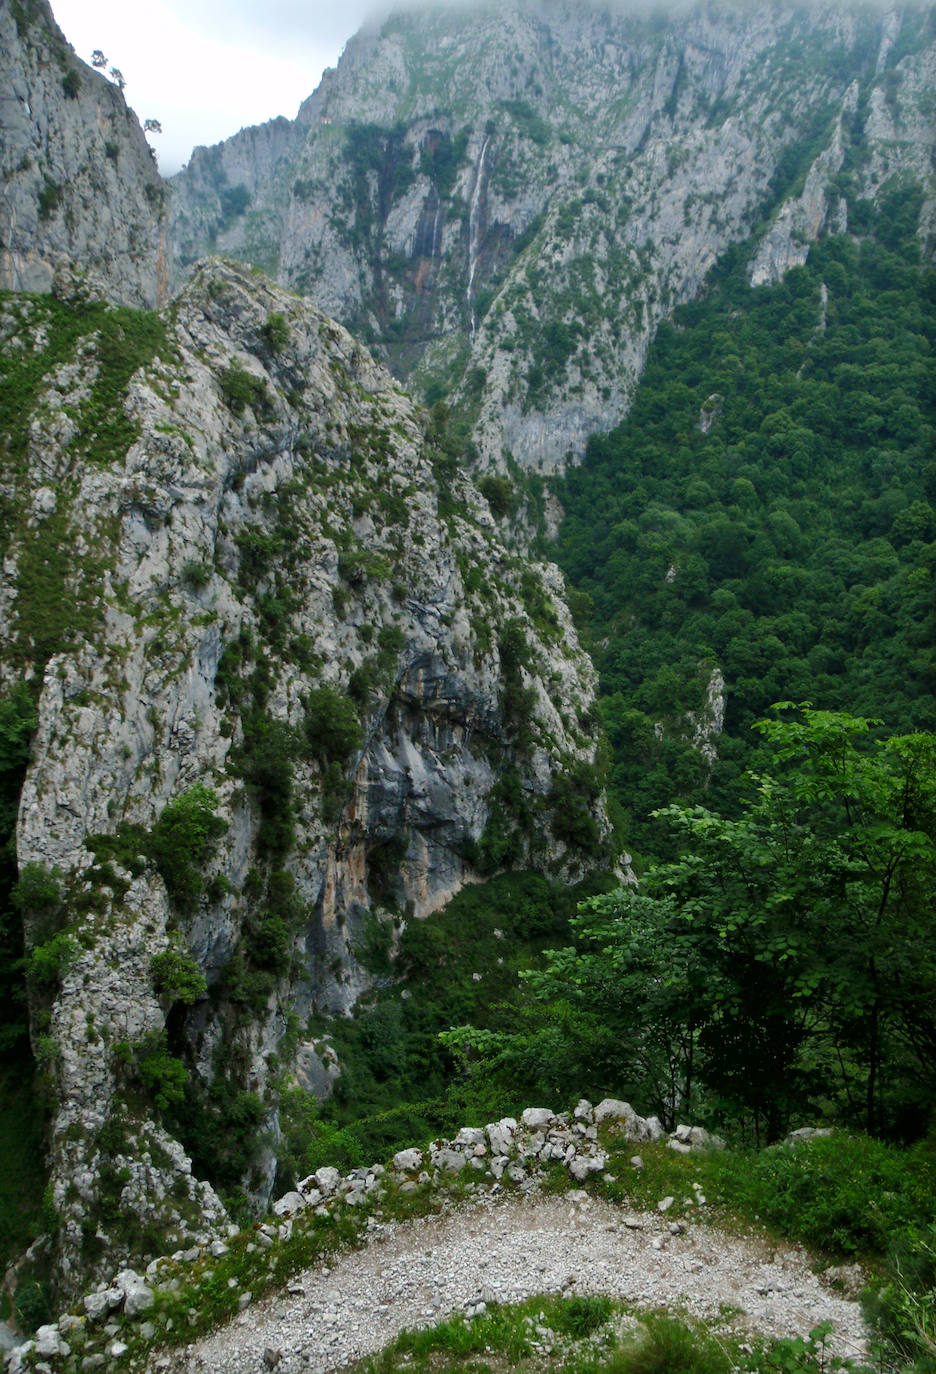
[0, 0, 169, 308]
[169, 0, 936, 471]
[554, 189, 936, 851]
[0, 257, 605, 1298]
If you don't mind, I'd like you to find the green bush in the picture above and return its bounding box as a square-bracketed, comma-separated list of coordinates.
[238, 715, 295, 859]
[149, 785, 227, 908]
[708, 1133, 936, 1256]
[12, 863, 65, 943]
[303, 687, 362, 764]
[261, 312, 290, 353]
[864, 1224, 936, 1369]
[478, 474, 516, 518]
[753, 1323, 868, 1373]
[607, 1313, 733, 1374]
[548, 761, 603, 855]
[13, 1274, 52, 1332]
[246, 911, 294, 974]
[25, 931, 78, 988]
[182, 559, 211, 590]
[219, 361, 268, 415]
[553, 1294, 614, 1337]
[117, 1031, 187, 1114]
[219, 184, 250, 223]
[37, 180, 61, 220]
[170, 1075, 266, 1202]
[151, 944, 206, 1006]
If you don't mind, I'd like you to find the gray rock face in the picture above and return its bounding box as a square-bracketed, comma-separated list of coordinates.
[0, 0, 169, 307]
[2, 256, 606, 1296]
[169, 0, 936, 473]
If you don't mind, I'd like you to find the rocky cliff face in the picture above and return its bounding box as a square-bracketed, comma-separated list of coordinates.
[169, 0, 936, 472]
[1, 258, 605, 1295]
[0, 0, 169, 308]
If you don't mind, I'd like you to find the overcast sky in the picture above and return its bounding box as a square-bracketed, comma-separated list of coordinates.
[51, 0, 380, 175]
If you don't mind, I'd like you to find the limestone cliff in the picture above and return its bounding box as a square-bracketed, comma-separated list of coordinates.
[169, 0, 936, 472]
[0, 0, 168, 308]
[0, 259, 605, 1296]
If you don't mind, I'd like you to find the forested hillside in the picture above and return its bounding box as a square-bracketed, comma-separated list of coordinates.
[554, 184, 935, 855]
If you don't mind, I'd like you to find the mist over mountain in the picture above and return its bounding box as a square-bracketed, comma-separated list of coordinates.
[171, 0, 934, 469]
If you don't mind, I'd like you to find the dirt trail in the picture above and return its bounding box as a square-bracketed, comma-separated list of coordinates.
[160, 1192, 866, 1373]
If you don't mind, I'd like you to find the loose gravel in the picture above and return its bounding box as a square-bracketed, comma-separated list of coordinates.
[158, 1191, 867, 1373]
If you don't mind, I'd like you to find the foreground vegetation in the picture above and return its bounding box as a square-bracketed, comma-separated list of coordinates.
[355, 1297, 863, 1374]
[444, 710, 936, 1147]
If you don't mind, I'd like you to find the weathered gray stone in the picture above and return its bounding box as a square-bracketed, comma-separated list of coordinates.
[0, 0, 167, 307]
[521, 1108, 554, 1133]
[33, 1327, 69, 1359]
[170, 5, 936, 475]
[593, 1099, 636, 1125]
[569, 1153, 607, 1181]
[4, 245, 607, 1301]
[392, 1149, 423, 1172]
[312, 1167, 342, 1197]
[486, 1119, 517, 1157]
[83, 1289, 122, 1321]
[455, 1128, 486, 1149]
[434, 1149, 467, 1174]
[272, 1192, 306, 1218]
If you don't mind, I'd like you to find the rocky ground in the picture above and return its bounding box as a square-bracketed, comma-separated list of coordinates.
[157, 1190, 867, 1374]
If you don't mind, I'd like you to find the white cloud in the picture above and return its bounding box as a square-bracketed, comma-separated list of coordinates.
[50, 0, 374, 173]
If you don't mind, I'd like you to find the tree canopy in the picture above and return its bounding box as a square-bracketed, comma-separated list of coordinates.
[445, 709, 936, 1142]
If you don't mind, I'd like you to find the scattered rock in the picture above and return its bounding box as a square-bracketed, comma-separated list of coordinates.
[272, 1192, 306, 1218]
[392, 1149, 423, 1172]
[521, 1108, 555, 1132]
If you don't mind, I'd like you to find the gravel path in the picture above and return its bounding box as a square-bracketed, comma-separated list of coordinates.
[160, 1191, 867, 1373]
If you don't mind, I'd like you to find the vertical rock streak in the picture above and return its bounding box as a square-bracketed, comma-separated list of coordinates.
[467, 135, 490, 334]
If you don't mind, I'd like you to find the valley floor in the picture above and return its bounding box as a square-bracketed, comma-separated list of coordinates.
[159, 1191, 866, 1373]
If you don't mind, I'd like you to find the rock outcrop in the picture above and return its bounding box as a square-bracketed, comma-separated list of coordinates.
[169, 0, 936, 472]
[0, 0, 168, 308]
[1, 257, 606, 1296]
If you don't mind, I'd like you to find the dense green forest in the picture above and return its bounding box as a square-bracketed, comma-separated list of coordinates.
[553, 184, 935, 858]
[444, 709, 936, 1141]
